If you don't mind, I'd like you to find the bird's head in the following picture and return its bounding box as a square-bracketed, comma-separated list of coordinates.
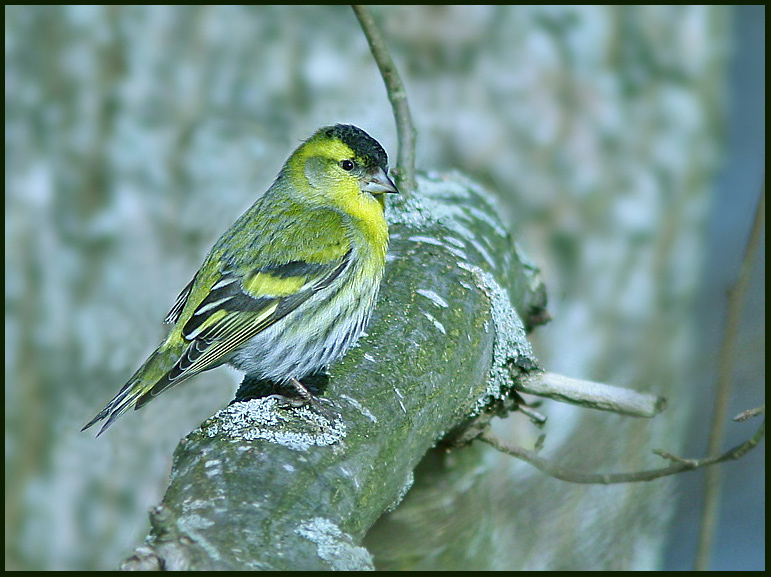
[286, 124, 399, 212]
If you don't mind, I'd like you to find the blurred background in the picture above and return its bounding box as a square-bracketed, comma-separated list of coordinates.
[5, 5, 763, 570]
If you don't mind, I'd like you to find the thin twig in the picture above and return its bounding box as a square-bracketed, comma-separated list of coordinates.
[695, 176, 765, 570]
[734, 404, 765, 422]
[352, 5, 416, 194]
[480, 416, 764, 485]
[515, 370, 667, 418]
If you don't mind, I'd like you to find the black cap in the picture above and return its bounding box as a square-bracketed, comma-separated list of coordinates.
[322, 124, 389, 172]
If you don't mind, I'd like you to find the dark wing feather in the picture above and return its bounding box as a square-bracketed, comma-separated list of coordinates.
[164, 275, 196, 324]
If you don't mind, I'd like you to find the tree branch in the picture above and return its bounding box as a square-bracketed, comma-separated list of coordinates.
[121, 173, 549, 570]
[480, 413, 765, 485]
[352, 5, 416, 195]
[514, 370, 666, 418]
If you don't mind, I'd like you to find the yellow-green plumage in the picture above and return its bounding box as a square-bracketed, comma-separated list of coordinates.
[83, 125, 398, 435]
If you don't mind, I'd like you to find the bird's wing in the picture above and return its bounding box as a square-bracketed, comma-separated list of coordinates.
[135, 249, 352, 407]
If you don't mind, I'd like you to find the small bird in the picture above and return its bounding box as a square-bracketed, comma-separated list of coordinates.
[83, 124, 398, 436]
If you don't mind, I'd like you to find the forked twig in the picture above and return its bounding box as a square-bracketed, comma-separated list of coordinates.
[481, 413, 764, 485]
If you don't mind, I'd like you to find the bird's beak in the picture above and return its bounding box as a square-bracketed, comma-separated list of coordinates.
[361, 167, 400, 195]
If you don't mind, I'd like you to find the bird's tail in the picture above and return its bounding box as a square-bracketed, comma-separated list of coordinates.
[82, 343, 181, 436]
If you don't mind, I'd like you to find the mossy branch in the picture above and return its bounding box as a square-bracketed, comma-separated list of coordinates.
[120, 174, 548, 570]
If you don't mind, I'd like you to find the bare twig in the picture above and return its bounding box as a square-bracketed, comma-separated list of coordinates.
[516, 403, 548, 426]
[515, 370, 667, 418]
[352, 5, 416, 194]
[734, 404, 764, 422]
[695, 177, 765, 570]
[480, 416, 764, 485]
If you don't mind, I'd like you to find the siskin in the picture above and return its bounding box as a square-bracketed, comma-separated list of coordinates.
[83, 124, 398, 436]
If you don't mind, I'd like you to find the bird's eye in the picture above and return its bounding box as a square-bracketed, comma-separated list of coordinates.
[340, 159, 355, 172]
